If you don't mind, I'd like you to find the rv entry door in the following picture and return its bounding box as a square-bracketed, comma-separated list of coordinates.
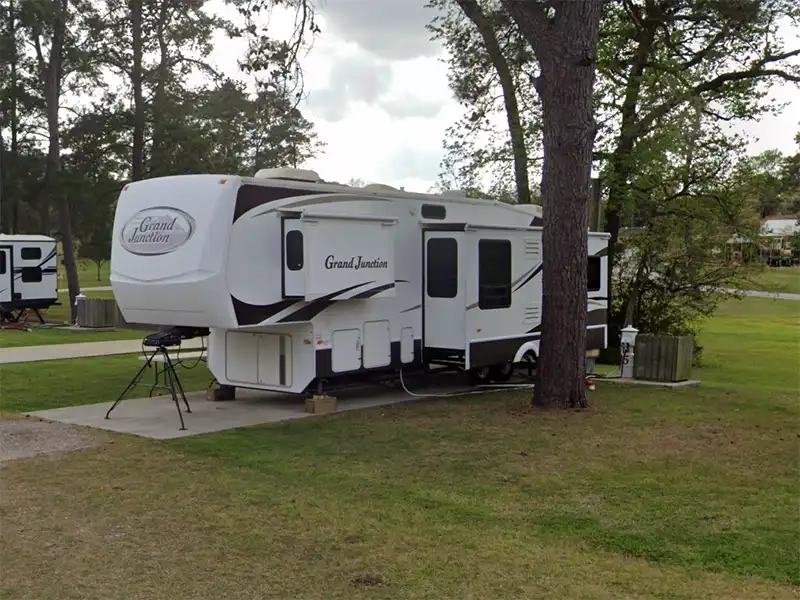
[0, 247, 11, 303]
[423, 231, 466, 352]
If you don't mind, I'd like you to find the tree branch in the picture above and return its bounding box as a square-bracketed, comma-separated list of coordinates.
[637, 48, 800, 136]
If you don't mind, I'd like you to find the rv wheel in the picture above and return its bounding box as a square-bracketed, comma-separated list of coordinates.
[518, 351, 538, 378]
[467, 366, 491, 386]
[489, 362, 514, 382]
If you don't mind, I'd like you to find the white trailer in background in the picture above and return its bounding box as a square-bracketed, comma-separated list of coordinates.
[0, 234, 59, 322]
[110, 168, 610, 393]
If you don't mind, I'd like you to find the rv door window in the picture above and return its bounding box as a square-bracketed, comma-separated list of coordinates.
[21, 247, 42, 260]
[21, 267, 42, 283]
[0, 252, 6, 274]
[588, 256, 601, 292]
[478, 239, 512, 310]
[426, 237, 458, 298]
[285, 230, 304, 271]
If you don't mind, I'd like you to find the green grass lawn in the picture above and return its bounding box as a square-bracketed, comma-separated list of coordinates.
[0, 327, 149, 349]
[0, 296, 798, 599]
[0, 290, 149, 349]
[735, 266, 800, 294]
[57, 242, 111, 287]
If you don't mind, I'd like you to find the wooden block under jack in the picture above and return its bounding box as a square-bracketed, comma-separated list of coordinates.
[206, 384, 236, 402]
[305, 394, 337, 414]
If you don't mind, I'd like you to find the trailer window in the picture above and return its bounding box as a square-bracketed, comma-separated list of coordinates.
[478, 239, 512, 309]
[421, 204, 446, 220]
[588, 256, 601, 292]
[426, 237, 458, 298]
[285, 230, 303, 271]
[21, 247, 42, 260]
[0, 252, 6, 274]
[21, 267, 42, 283]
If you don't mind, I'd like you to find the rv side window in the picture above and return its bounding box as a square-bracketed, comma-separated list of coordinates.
[285, 230, 304, 271]
[21, 247, 42, 260]
[21, 267, 42, 283]
[588, 256, 601, 292]
[478, 239, 512, 310]
[0, 252, 6, 274]
[421, 204, 446, 220]
[426, 238, 458, 298]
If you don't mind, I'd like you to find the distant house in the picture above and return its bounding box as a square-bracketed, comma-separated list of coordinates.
[761, 216, 799, 238]
[728, 216, 799, 266]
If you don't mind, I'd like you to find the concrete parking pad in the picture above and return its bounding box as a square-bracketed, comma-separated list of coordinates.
[26, 377, 479, 440]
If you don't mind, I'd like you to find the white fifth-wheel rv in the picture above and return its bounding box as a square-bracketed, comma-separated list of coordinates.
[111, 169, 610, 393]
[0, 234, 59, 320]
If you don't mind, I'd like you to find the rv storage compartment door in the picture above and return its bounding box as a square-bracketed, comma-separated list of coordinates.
[302, 214, 396, 301]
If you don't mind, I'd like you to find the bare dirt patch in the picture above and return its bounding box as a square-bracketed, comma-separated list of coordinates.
[0, 418, 100, 463]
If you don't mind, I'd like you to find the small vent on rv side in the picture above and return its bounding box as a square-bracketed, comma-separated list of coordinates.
[524, 305, 541, 324]
[524, 238, 540, 257]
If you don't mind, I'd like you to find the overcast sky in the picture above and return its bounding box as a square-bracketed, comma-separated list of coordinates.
[207, 0, 800, 193]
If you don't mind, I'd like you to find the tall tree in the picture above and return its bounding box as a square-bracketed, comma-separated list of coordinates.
[501, 0, 605, 408]
[433, 0, 800, 349]
[428, 0, 540, 201]
[596, 0, 800, 327]
[21, 0, 102, 319]
[0, 0, 21, 232]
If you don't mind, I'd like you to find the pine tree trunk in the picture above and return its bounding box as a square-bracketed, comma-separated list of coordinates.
[603, 19, 657, 338]
[502, 0, 604, 409]
[456, 0, 532, 204]
[6, 0, 20, 233]
[45, 0, 80, 322]
[129, 0, 144, 181]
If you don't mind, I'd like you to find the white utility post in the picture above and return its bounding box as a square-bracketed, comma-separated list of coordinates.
[74, 293, 86, 326]
[620, 325, 639, 379]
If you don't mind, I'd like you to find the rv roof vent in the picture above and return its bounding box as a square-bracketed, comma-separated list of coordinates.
[364, 183, 398, 192]
[440, 189, 468, 198]
[254, 167, 321, 183]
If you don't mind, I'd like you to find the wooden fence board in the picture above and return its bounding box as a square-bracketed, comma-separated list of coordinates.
[634, 334, 693, 382]
[76, 299, 117, 328]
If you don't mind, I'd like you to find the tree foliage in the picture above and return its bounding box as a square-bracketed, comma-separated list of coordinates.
[432, 0, 800, 349]
[1, 0, 321, 320]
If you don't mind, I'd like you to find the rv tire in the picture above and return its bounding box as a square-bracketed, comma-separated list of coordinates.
[489, 362, 514, 382]
[466, 366, 491, 386]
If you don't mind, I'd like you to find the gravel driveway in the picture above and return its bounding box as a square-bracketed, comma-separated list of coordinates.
[0, 419, 100, 463]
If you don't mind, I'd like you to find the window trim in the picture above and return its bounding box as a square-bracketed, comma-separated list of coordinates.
[285, 229, 304, 272]
[478, 238, 512, 310]
[426, 237, 458, 299]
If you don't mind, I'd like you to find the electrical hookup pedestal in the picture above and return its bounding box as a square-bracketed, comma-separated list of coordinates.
[620, 325, 639, 379]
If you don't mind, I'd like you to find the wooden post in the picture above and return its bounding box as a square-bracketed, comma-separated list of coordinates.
[207, 384, 236, 402]
[305, 394, 337, 414]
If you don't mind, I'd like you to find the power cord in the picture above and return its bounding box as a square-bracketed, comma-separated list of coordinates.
[397, 368, 535, 398]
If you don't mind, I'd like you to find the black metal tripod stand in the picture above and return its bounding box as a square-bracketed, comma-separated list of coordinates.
[105, 344, 192, 430]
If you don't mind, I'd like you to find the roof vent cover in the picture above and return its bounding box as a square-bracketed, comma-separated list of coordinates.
[253, 167, 321, 183]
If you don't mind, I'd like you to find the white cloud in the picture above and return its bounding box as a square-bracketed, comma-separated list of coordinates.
[205, 0, 800, 192]
[317, 0, 442, 60]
